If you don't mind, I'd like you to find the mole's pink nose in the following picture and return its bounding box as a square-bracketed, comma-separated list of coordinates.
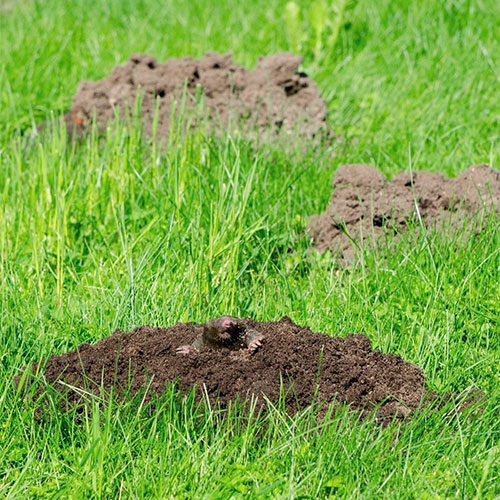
[221, 318, 232, 329]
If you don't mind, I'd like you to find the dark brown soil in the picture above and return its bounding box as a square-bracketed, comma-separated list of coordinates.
[63, 52, 328, 142]
[27, 317, 442, 423]
[308, 164, 500, 261]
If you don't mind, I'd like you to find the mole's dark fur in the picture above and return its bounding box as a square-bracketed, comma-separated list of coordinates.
[176, 316, 263, 355]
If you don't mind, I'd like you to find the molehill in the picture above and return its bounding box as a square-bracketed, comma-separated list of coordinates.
[308, 164, 500, 262]
[63, 52, 328, 141]
[25, 317, 448, 422]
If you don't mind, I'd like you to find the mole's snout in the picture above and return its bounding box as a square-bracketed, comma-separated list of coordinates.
[221, 318, 233, 330]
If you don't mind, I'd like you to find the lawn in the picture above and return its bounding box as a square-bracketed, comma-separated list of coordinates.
[1, 0, 499, 498]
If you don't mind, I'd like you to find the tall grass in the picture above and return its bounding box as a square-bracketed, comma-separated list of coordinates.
[1, 0, 499, 497]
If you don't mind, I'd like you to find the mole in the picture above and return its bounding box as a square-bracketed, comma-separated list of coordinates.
[176, 316, 263, 355]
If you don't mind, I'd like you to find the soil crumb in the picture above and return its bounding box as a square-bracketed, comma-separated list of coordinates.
[308, 164, 500, 261]
[63, 52, 328, 142]
[26, 317, 445, 423]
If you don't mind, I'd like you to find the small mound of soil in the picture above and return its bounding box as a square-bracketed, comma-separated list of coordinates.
[63, 52, 328, 142]
[308, 164, 500, 261]
[26, 317, 442, 422]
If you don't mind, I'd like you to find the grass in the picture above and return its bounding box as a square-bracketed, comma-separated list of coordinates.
[1, 0, 499, 498]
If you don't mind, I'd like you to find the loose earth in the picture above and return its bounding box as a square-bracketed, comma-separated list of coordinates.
[26, 316, 449, 423]
[63, 52, 328, 141]
[308, 163, 499, 261]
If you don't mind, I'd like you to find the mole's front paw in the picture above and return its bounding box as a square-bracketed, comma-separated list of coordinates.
[176, 345, 193, 355]
[247, 338, 262, 352]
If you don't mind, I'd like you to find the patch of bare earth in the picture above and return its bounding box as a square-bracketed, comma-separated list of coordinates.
[308, 164, 499, 261]
[63, 52, 329, 143]
[21, 317, 467, 423]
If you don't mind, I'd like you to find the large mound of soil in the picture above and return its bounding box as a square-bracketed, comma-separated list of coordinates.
[28, 317, 440, 422]
[308, 164, 499, 260]
[64, 52, 328, 141]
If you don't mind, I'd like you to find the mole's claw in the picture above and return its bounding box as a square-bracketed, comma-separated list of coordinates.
[176, 345, 191, 355]
[248, 339, 262, 352]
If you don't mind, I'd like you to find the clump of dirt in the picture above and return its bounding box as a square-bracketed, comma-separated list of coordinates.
[63, 52, 328, 142]
[308, 164, 499, 261]
[25, 317, 446, 423]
